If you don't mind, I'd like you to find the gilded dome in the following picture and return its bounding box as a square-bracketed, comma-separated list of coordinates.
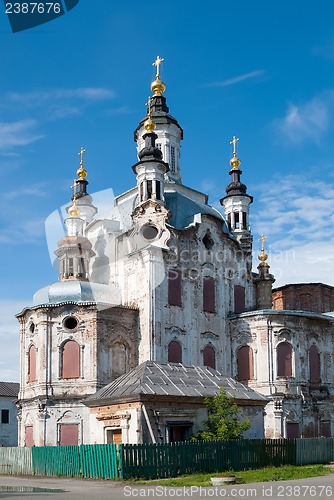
[151, 77, 166, 96]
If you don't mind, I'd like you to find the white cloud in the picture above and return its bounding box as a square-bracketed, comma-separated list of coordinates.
[2, 182, 48, 201]
[7, 87, 115, 104]
[0, 183, 49, 244]
[273, 95, 330, 144]
[5, 87, 116, 120]
[0, 119, 43, 149]
[251, 173, 334, 287]
[0, 216, 45, 244]
[204, 70, 265, 88]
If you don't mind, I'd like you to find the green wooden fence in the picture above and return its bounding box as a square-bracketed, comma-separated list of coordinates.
[80, 444, 121, 479]
[0, 447, 32, 475]
[32, 446, 81, 477]
[120, 439, 296, 479]
[296, 437, 334, 465]
[0, 438, 333, 479]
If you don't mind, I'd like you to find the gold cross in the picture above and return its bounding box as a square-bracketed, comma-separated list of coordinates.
[78, 147, 86, 166]
[259, 234, 267, 252]
[230, 136, 239, 156]
[146, 96, 152, 116]
[152, 56, 164, 78]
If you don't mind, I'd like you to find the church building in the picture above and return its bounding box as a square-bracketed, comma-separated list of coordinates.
[16, 58, 334, 446]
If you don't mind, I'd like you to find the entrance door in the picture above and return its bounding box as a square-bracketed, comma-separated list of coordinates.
[286, 422, 300, 438]
[168, 423, 192, 442]
[106, 429, 122, 444]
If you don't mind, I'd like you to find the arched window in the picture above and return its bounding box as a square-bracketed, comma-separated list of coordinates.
[203, 345, 216, 369]
[203, 277, 216, 313]
[237, 346, 254, 381]
[277, 342, 292, 377]
[61, 340, 80, 379]
[309, 345, 320, 383]
[111, 342, 128, 379]
[28, 345, 36, 383]
[168, 341, 182, 363]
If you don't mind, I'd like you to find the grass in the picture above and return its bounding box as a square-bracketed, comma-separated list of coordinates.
[133, 464, 334, 486]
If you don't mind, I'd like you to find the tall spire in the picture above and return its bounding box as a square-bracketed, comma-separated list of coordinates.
[132, 97, 168, 202]
[56, 153, 95, 281]
[131, 96, 171, 249]
[68, 147, 97, 223]
[255, 234, 275, 309]
[134, 57, 183, 183]
[220, 136, 253, 251]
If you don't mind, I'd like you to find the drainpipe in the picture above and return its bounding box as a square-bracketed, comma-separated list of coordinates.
[267, 319, 273, 395]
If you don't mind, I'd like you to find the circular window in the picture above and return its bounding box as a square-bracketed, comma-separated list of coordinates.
[142, 225, 159, 240]
[64, 316, 78, 330]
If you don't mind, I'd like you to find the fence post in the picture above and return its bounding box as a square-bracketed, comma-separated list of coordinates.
[117, 444, 124, 479]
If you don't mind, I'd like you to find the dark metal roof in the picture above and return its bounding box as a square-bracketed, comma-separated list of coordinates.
[84, 362, 268, 405]
[0, 382, 19, 397]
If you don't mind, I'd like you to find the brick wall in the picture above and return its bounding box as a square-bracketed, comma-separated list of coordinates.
[272, 283, 334, 313]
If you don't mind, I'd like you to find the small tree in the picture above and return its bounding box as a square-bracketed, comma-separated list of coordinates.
[192, 387, 251, 440]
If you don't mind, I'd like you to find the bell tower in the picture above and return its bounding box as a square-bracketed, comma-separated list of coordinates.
[55, 168, 95, 281]
[220, 136, 253, 252]
[131, 99, 171, 251]
[134, 56, 183, 183]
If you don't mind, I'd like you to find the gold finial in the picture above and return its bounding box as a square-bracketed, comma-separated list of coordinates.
[151, 55, 166, 96]
[77, 147, 87, 180]
[144, 96, 156, 132]
[258, 234, 268, 266]
[229, 135, 241, 170]
[68, 179, 80, 217]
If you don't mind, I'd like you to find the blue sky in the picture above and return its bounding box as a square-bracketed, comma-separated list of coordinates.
[2, 0, 334, 380]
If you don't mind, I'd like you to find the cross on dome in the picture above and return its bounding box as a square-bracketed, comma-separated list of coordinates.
[152, 56, 164, 78]
[77, 147, 88, 180]
[230, 136, 239, 156]
[78, 147, 86, 164]
[259, 234, 267, 252]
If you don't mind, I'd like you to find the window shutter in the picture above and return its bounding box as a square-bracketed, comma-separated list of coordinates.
[62, 341, 80, 379]
[237, 346, 254, 380]
[203, 346, 216, 369]
[168, 341, 182, 363]
[28, 345, 36, 382]
[168, 270, 182, 306]
[234, 285, 245, 313]
[277, 343, 292, 377]
[203, 277, 215, 313]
